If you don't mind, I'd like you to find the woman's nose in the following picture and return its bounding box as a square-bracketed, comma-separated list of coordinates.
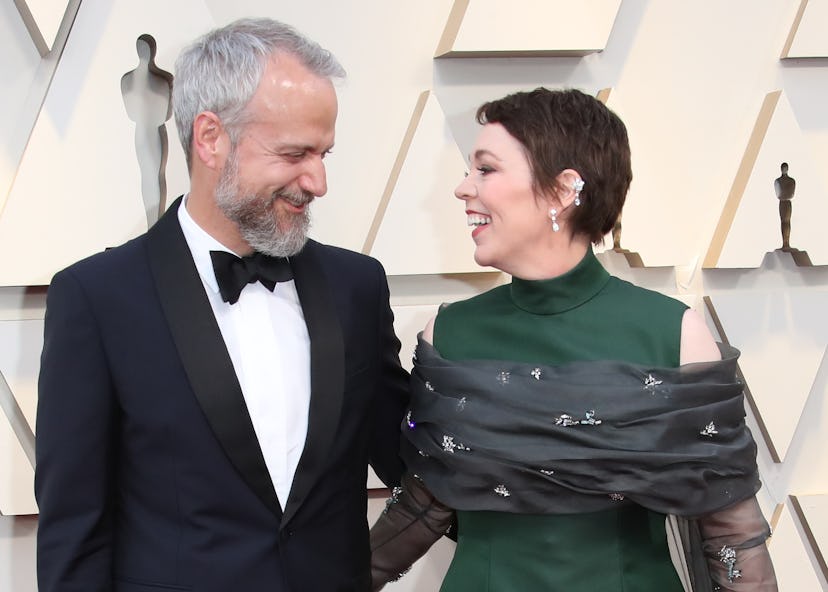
[454, 174, 475, 201]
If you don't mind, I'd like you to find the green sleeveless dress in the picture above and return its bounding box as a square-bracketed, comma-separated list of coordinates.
[432, 249, 687, 591]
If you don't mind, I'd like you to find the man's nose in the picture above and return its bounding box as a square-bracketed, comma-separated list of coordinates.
[299, 155, 327, 197]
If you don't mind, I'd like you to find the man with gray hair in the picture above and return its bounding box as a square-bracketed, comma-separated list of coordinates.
[36, 18, 409, 592]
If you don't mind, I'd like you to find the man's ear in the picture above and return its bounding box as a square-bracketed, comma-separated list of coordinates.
[553, 168, 585, 210]
[192, 111, 230, 171]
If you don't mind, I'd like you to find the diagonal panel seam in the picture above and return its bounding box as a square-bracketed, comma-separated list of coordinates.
[0, 370, 35, 468]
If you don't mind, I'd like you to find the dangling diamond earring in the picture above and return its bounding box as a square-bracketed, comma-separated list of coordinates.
[573, 178, 585, 207]
[549, 208, 559, 232]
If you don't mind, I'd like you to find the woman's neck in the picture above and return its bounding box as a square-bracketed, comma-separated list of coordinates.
[505, 234, 591, 280]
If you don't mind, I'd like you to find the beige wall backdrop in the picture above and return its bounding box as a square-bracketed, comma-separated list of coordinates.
[2, 1, 828, 590]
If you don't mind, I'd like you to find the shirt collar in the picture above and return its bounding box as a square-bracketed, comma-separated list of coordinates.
[177, 195, 238, 296]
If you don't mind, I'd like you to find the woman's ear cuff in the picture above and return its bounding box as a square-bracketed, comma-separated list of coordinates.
[573, 178, 585, 206]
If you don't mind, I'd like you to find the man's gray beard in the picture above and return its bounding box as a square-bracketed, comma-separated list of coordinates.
[214, 154, 311, 257]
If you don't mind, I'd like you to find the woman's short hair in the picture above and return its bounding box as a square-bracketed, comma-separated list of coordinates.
[172, 17, 345, 169]
[476, 88, 632, 244]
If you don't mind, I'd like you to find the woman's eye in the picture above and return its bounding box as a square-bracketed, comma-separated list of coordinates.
[477, 166, 494, 175]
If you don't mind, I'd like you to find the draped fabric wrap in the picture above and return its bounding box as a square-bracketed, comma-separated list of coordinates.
[402, 336, 761, 518]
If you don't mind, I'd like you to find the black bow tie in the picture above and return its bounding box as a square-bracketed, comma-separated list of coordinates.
[210, 250, 294, 304]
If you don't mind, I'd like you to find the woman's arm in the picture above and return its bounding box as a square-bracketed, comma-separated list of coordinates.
[679, 308, 721, 365]
[370, 473, 453, 591]
[422, 315, 436, 344]
[680, 309, 778, 590]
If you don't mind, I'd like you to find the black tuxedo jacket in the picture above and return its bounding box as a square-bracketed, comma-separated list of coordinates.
[35, 198, 410, 592]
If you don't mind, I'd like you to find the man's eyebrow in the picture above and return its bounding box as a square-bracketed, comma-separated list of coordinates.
[275, 143, 335, 154]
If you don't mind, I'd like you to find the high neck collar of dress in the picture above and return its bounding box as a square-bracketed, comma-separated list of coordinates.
[509, 249, 610, 315]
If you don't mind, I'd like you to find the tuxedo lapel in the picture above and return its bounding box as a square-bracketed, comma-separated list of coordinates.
[146, 197, 281, 518]
[280, 241, 345, 528]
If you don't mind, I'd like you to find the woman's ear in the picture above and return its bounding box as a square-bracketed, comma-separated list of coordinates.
[192, 111, 230, 171]
[554, 168, 585, 210]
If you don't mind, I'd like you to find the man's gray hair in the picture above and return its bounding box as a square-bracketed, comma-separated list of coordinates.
[172, 18, 345, 169]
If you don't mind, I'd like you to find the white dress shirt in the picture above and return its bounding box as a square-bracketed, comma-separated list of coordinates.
[178, 198, 311, 509]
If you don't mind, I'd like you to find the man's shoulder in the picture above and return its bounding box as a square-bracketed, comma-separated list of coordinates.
[59, 196, 185, 281]
[53, 233, 148, 284]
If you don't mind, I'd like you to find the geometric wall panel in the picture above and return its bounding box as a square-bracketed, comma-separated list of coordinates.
[0, 428, 36, 515]
[0, 371, 36, 516]
[12, 0, 78, 55]
[0, 319, 41, 516]
[790, 494, 828, 584]
[0, 319, 42, 434]
[768, 500, 825, 590]
[366, 91, 485, 275]
[0, 515, 37, 591]
[781, 0, 828, 59]
[594, 249, 683, 304]
[705, 291, 828, 462]
[0, 0, 210, 286]
[0, 1, 72, 224]
[435, 0, 622, 58]
[704, 91, 828, 269]
[391, 303, 442, 372]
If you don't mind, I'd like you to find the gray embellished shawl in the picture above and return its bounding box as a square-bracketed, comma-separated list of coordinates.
[402, 337, 762, 518]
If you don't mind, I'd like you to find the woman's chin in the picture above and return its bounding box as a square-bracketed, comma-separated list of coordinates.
[472, 250, 497, 270]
